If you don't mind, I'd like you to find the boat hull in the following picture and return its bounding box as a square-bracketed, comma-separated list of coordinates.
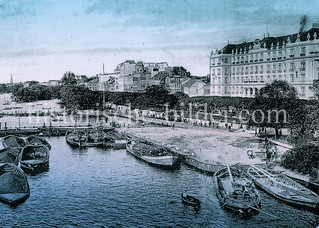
[126, 144, 179, 169]
[184, 156, 225, 174]
[0, 163, 30, 206]
[2, 135, 26, 149]
[213, 165, 261, 215]
[246, 166, 319, 209]
[20, 145, 50, 174]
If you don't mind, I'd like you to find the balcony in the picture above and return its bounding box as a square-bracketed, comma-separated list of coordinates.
[300, 54, 306, 56]
[249, 60, 253, 63]
[300, 68, 305, 71]
[259, 59, 263, 62]
[289, 55, 295, 58]
[259, 71, 263, 74]
[245, 61, 248, 63]
[236, 62, 239, 64]
[254, 60, 258, 62]
[272, 58, 276, 60]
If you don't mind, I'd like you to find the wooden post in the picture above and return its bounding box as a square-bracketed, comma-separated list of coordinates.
[4, 122, 7, 135]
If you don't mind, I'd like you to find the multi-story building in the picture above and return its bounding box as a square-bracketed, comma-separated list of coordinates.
[210, 24, 319, 99]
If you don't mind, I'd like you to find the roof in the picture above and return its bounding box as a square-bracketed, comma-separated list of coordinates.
[218, 27, 319, 54]
[152, 71, 169, 80]
[182, 78, 203, 88]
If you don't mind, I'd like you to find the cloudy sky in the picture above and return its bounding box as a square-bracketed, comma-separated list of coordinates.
[0, 0, 318, 83]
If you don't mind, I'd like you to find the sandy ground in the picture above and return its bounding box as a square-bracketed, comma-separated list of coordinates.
[119, 122, 289, 166]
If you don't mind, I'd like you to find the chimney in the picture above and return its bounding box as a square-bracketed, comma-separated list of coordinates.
[103, 63, 105, 74]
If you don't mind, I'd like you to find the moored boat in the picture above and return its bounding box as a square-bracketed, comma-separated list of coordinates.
[0, 148, 22, 166]
[184, 155, 225, 174]
[26, 136, 51, 150]
[0, 163, 30, 206]
[65, 131, 88, 149]
[2, 135, 26, 149]
[126, 140, 179, 169]
[246, 165, 319, 209]
[213, 164, 261, 215]
[20, 145, 50, 174]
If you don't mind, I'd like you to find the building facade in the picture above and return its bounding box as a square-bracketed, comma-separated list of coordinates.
[210, 24, 319, 99]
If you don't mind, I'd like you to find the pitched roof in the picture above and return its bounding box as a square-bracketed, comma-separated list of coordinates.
[152, 71, 169, 80]
[218, 27, 319, 54]
[182, 78, 203, 88]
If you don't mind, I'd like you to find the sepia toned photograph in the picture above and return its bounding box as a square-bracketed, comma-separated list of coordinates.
[0, 0, 319, 227]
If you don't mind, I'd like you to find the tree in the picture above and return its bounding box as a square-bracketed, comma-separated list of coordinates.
[250, 80, 299, 139]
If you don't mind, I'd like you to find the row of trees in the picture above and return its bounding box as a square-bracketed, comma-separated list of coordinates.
[10, 82, 61, 102]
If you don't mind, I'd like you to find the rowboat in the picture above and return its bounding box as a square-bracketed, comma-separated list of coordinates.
[0, 163, 30, 206]
[126, 140, 180, 169]
[65, 131, 88, 149]
[0, 148, 22, 166]
[26, 136, 51, 150]
[213, 165, 261, 215]
[246, 165, 319, 209]
[2, 135, 26, 148]
[20, 145, 50, 174]
[181, 193, 201, 209]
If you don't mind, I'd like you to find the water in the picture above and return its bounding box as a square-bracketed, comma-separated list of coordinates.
[0, 137, 318, 227]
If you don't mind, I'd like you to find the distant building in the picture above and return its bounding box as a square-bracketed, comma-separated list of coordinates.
[210, 23, 319, 99]
[85, 79, 99, 91]
[182, 78, 208, 97]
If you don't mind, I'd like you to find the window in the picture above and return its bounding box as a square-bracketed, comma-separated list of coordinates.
[260, 65, 263, 73]
[301, 73, 305, 82]
[300, 61, 306, 71]
[290, 74, 294, 82]
[301, 47, 306, 56]
[267, 64, 271, 73]
[255, 66, 258, 73]
[290, 48, 295, 57]
[290, 62, 295, 72]
[273, 64, 276, 73]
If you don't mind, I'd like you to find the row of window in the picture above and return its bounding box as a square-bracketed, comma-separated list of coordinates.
[211, 86, 306, 97]
[211, 45, 319, 65]
[211, 73, 307, 84]
[211, 61, 306, 76]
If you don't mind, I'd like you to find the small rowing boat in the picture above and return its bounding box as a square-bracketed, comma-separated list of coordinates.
[0, 163, 30, 206]
[2, 135, 26, 149]
[213, 164, 261, 215]
[126, 140, 180, 169]
[26, 136, 51, 150]
[181, 193, 201, 209]
[0, 148, 22, 166]
[20, 145, 50, 174]
[246, 165, 319, 209]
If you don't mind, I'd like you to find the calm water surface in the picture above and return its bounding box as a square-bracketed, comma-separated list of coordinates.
[0, 137, 318, 227]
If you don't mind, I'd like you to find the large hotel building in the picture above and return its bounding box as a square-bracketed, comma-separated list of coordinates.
[210, 24, 319, 99]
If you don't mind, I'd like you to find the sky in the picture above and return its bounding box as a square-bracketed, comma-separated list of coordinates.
[0, 0, 319, 83]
